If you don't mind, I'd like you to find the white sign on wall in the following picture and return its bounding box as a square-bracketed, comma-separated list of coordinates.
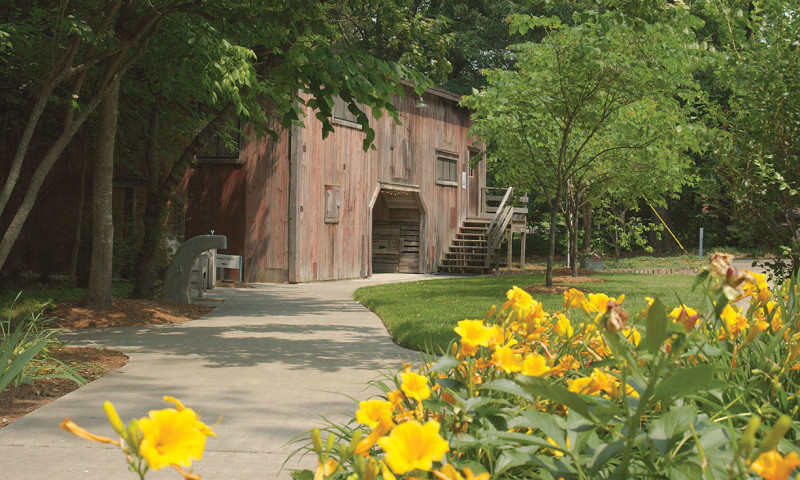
[462, 171, 467, 189]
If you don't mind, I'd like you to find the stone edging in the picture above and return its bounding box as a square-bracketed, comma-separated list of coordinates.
[494, 267, 699, 276]
[604, 268, 698, 275]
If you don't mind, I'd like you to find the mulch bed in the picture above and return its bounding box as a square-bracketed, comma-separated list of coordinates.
[0, 346, 128, 429]
[50, 298, 215, 329]
[1, 299, 217, 428]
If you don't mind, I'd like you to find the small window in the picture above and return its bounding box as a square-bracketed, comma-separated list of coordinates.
[324, 185, 341, 224]
[332, 96, 362, 130]
[436, 150, 459, 185]
[196, 118, 242, 164]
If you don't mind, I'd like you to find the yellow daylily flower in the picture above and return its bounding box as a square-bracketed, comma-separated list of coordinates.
[669, 305, 701, 331]
[751, 450, 800, 480]
[492, 345, 523, 373]
[584, 293, 625, 319]
[521, 354, 550, 376]
[315, 458, 339, 480]
[549, 354, 579, 377]
[60, 418, 120, 445]
[434, 464, 489, 480]
[454, 319, 493, 355]
[354, 419, 393, 456]
[502, 286, 535, 313]
[400, 371, 431, 402]
[378, 420, 450, 475]
[622, 326, 641, 346]
[138, 399, 216, 471]
[718, 304, 749, 340]
[553, 313, 574, 337]
[563, 288, 587, 311]
[742, 269, 772, 305]
[356, 399, 395, 429]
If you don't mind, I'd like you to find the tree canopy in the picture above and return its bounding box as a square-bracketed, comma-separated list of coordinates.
[464, 8, 708, 284]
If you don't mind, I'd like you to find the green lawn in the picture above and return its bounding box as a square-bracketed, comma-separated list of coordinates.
[354, 273, 706, 353]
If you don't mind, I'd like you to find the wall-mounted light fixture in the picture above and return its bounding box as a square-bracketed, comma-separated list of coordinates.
[415, 95, 428, 108]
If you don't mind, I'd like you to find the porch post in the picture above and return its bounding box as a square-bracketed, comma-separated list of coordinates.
[520, 231, 526, 270]
[507, 229, 513, 269]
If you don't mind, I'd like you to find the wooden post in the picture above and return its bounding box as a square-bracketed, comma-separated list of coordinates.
[520, 231, 526, 270]
[507, 229, 513, 269]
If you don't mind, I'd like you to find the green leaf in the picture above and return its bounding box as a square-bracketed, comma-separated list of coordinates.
[646, 296, 668, 354]
[289, 469, 314, 480]
[480, 379, 533, 400]
[590, 437, 626, 474]
[516, 376, 595, 421]
[653, 365, 715, 404]
[430, 355, 459, 372]
[508, 409, 566, 447]
[692, 270, 709, 291]
[649, 406, 696, 456]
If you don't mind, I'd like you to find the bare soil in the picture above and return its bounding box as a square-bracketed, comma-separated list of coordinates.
[523, 272, 606, 295]
[1, 299, 216, 428]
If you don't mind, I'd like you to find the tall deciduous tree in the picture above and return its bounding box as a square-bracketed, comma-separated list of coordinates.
[0, 1, 203, 276]
[1, 1, 450, 295]
[464, 9, 706, 285]
[120, 2, 451, 298]
[700, 0, 800, 277]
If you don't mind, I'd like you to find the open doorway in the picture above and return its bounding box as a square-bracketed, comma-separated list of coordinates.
[371, 188, 425, 273]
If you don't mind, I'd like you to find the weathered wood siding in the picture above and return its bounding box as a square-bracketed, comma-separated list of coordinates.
[182, 86, 483, 283]
[289, 112, 375, 282]
[289, 86, 481, 282]
[243, 123, 290, 283]
[181, 118, 289, 283]
[181, 164, 247, 279]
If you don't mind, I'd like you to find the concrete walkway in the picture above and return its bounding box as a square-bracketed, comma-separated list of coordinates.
[0, 274, 441, 480]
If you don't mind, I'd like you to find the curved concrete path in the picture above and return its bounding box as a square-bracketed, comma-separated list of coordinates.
[0, 274, 441, 479]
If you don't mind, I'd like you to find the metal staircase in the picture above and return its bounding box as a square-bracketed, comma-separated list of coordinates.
[438, 188, 528, 274]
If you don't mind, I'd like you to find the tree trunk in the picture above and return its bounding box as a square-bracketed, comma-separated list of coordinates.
[131, 105, 164, 299]
[84, 77, 120, 309]
[615, 208, 626, 261]
[68, 137, 89, 287]
[545, 185, 563, 287]
[570, 191, 579, 277]
[131, 103, 237, 299]
[582, 203, 593, 251]
[0, 89, 106, 273]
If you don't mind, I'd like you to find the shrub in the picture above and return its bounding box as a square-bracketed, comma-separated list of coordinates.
[292, 253, 800, 480]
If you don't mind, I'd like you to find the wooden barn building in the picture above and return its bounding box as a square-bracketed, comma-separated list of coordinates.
[179, 84, 524, 283]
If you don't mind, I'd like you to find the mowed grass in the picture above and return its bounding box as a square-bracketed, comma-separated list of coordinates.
[354, 273, 705, 353]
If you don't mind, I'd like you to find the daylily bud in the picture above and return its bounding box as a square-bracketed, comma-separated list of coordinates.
[103, 401, 125, 436]
[738, 416, 760, 457]
[757, 415, 792, 455]
[311, 428, 323, 457]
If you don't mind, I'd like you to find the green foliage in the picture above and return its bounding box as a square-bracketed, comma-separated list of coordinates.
[463, 7, 709, 281]
[691, 0, 800, 276]
[298, 261, 800, 480]
[0, 296, 85, 392]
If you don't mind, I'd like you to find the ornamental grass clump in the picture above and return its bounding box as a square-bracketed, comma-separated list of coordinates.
[293, 253, 800, 480]
[61, 396, 216, 480]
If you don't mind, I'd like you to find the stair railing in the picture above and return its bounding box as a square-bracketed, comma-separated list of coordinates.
[485, 187, 514, 267]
